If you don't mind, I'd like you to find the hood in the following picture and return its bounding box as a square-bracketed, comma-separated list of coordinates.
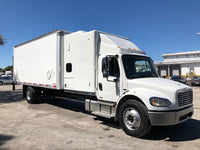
[127, 78, 192, 111]
[127, 78, 190, 98]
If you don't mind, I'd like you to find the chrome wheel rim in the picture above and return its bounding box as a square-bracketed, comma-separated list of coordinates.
[123, 107, 141, 130]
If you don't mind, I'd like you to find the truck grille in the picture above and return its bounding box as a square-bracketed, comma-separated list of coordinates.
[177, 89, 193, 107]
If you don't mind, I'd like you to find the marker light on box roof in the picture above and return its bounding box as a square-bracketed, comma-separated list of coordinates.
[117, 46, 143, 53]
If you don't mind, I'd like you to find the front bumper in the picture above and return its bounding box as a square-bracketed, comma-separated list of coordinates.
[148, 105, 193, 126]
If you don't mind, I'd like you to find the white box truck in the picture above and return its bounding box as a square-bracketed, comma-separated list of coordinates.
[14, 29, 193, 137]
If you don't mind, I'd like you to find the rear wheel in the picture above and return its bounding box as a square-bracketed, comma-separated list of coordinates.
[0, 81, 3, 85]
[26, 87, 39, 104]
[119, 99, 151, 137]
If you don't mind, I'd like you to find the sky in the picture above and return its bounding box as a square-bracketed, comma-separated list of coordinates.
[0, 0, 200, 68]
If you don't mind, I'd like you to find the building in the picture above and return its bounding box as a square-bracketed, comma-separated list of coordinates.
[155, 51, 200, 77]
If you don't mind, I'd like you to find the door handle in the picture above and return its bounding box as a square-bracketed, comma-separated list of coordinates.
[99, 83, 102, 91]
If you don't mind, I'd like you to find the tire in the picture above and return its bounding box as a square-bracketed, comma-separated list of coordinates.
[26, 87, 39, 104]
[119, 99, 151, 137]
[0, 81, 3, 85]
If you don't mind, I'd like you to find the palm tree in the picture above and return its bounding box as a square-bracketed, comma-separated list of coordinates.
[0, 34, 6, 45]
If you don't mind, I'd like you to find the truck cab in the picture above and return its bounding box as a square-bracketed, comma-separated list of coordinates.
[86, 31, 194, 137]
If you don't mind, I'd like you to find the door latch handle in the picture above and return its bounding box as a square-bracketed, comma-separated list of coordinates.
[99, 83, 102, 91]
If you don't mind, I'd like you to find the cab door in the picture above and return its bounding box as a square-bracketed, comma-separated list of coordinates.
[97, 55, 120, 102]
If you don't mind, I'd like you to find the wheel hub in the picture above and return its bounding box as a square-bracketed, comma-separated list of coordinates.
[123, 108, 141, 130]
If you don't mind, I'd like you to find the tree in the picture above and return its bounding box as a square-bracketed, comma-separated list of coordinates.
[0, 33, 6, 45]
[0, 66, 13, 72]
[4, 65, 13, 72]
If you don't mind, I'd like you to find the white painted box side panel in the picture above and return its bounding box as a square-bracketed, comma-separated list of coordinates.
[63, 31, 96, 93]
[14, 33, 58, 88]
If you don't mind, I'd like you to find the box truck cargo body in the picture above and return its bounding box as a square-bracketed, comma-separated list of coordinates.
[14, 29, 194, 137]
[14, 30, 66, 89]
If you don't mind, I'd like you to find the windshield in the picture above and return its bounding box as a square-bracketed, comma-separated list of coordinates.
[122, 55, 158, 79]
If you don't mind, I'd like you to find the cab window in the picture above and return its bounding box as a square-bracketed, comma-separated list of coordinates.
[108, 57, 120, 77]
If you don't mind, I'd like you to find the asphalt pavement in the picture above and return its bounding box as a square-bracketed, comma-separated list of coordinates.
[0, 85, 200, 150]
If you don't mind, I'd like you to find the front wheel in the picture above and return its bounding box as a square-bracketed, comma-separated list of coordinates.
[119, 99, 151, 137]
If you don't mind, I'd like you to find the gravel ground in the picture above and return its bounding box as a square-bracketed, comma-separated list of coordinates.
[0, 85, 200, 150]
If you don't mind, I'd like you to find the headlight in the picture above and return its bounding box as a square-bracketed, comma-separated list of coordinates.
[149, 97, 171, 107]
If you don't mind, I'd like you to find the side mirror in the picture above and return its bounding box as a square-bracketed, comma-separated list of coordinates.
[102, 57, 109, 78]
